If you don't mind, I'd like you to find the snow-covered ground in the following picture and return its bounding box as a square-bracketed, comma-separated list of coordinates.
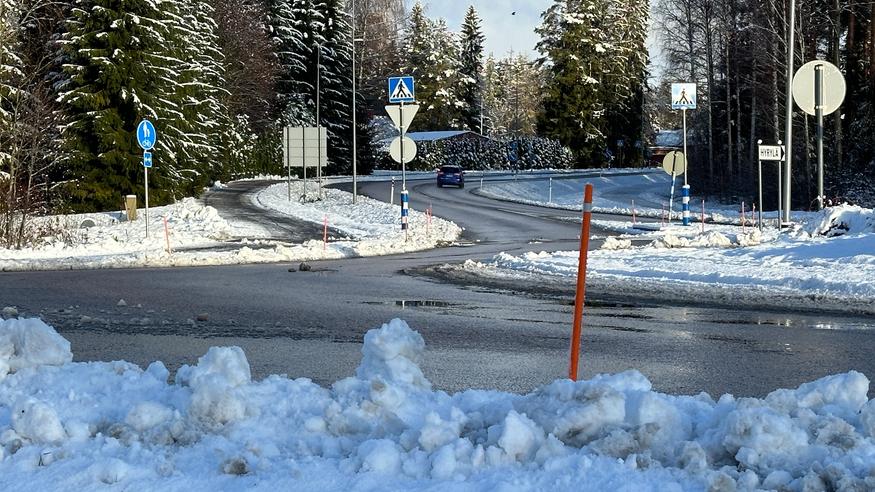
[463, 175, 875, 314]
[0, 181, 460, 271]
[4, 315, 875, 491]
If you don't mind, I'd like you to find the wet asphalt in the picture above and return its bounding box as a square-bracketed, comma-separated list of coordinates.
[3, 174, 875, 398]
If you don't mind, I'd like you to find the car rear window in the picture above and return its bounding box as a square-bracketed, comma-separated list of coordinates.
[440, 166, 461, 173]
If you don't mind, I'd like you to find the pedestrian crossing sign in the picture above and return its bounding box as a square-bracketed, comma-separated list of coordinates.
[671, 83, 697, 110]
[388, 76, 415, 103]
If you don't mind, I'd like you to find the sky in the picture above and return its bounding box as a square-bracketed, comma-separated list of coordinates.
[411, 0, 552, 58]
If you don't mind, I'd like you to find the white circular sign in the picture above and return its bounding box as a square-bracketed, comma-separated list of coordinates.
[662, 151, 686, 176]
[389, 136, 417, 164]
[792, 60, 846, 116]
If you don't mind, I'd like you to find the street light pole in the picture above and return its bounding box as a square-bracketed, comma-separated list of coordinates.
[782, 0, 796, 223]
[316, 42, 322, 199]
[351, 0, 358, 204]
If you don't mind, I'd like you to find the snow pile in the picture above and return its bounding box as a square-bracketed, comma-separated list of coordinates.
[800, 204, 875, 237]
[4, 318, 875, 489]
[600, 236, 632, 250]
[651, 230, 758, 249]
[253, 182, 461, 256]
[0, 318, 71, 379]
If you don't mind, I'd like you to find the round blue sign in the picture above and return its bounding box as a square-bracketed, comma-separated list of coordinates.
[137, 120, 157, 150]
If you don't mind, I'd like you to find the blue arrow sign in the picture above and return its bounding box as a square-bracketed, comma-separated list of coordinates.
[137, 119, 157, 150]
[143, 151, 153, 168]
[388, 76, 415, 103]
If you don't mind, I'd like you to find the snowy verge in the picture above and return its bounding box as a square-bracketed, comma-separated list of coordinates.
[460, 205, 875, 314]
[3, 317, 875, 490]
[0, 181, 461, 271]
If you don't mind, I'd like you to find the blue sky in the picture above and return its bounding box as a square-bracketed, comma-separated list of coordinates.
[409, 1, 552, 58]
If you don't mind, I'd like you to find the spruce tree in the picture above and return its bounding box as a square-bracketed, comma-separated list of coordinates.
[402, 5, 462, 130]
[424, 18, 463, 129]
[314, 0, 356, 175]
[58, 0, 188, 210]
[402, 1, 431, 130]
[0, 0, 24, 165]
[459, 6, 484, 133]
[536, 0, 606, 165]
[264, 0, 311, 125]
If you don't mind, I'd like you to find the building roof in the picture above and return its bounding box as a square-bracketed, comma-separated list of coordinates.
[406, 131, 476, 142]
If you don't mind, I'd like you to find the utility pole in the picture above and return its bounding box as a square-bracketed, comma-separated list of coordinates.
[351, 0, 358, 203]
[783, 0, 796, 223]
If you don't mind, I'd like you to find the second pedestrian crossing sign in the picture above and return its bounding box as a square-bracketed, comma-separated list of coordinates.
[671, 83, 697, 110]
[388, 76, 415, 103]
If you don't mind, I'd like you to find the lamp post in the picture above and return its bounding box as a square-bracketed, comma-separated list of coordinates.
[316, 42, 322, 199]
[351, 0, 357, 204]
[782, 0, 796, 223]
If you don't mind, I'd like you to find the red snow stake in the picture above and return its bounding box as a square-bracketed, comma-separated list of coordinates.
[163, 216, 172, 254]
[701, 199, 705, 233]
[323, 215, 328, 253]
[631, 199, 636, 225]
[569, 184, 593, 381]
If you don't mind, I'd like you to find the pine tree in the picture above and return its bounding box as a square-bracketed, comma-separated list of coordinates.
[458, 6, 484, 133]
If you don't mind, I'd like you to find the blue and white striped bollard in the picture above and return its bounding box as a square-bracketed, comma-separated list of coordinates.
[401, 190, 409, 231]
[682, 185, 691, 226]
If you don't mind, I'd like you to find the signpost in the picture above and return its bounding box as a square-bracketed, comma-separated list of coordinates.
[792, 60, 846, 210]
[136, 120, 156, 238]
[385, 76, 418, 237]
[661, 151, 686, 225]
[283, 126, 326, 202]
[671, 83, 696, 225]
[757, 141, 786, 230]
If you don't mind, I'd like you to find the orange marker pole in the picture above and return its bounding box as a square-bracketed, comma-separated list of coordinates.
[569, 183, 593, 381]
[163, 216, 172, 254]
[323, 215, 328, 252]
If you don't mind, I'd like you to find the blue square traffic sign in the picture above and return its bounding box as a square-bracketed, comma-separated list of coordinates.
[388, 76, 415, 103]
[143, 151, 153, 168]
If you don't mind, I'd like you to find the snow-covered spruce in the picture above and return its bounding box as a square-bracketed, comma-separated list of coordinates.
[3, 317, 875, 490]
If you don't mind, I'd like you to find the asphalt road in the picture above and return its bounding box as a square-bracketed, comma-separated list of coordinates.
[3, 173, 875, 398]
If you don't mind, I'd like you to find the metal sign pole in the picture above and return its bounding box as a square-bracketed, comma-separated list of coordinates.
[815, 64, 824, 210]
[757, 151, 763, 230]
[144, 164, 149, 238]
[777, 140, 783, 230]
[286, 126, 291, 201]
[302, 130, 307, 202]
[400, 102, 406, 191]
[682, 109, 688, 187]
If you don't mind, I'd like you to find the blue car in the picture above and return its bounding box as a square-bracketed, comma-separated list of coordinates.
[436, 165, 464, 188]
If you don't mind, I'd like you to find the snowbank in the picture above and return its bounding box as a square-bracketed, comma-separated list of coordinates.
[0, 181, 461, 271]
[0, 318, 71, 379]
[3, 317, 875, 490]
[462, 205, 875, 313]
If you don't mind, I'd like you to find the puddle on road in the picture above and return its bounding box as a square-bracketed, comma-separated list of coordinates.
[395, 300, 454, 308]
[362, 300, 456, 308]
